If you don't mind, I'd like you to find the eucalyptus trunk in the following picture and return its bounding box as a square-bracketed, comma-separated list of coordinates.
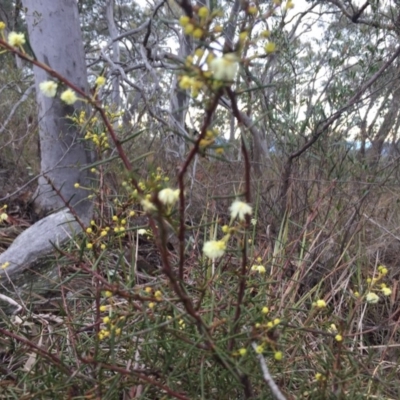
[23, 0, 93, 218]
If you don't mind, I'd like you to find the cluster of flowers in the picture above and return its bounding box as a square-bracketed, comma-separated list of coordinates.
[82, 211, 135, 251]
[362, 265, 392, 304]
[203, 200, 252, 259]
[98, 291, 125, 340]
[144, 286, 163, 310]
[0, 204, 7, 223]
[175, 0, 297, 94]
[39, 74, 106, 106]
[0, 23, 25, 48]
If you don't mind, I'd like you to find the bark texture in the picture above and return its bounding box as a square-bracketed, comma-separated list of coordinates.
[24, 0, 93, 217]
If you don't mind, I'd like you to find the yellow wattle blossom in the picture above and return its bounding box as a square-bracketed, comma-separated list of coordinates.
[335, 334, 343, 342]
[229, 200, 252, 221]
[285, 0, 294, 9]
[315, 373, 325, 381]
[222, 225, 230, 233]
[366, 292, 379, 304]
[198, 6, 209, 18]
[184, 23, 194, 35]
[251, 264, 266, 274]
[39, 81, 58, 97]
[158, 188, 180, 206]
[255, 345, 264, 354]
[238, 348, 247, 356]
[193, 28, 203, 39]
[141, 198, 156, 212]
[95, 76, 106, 87]
[1, 261, 10, 269]
[314, 299, 326, 309]
[247, 5, 258, 15]
[381, 287, 392, 296]
[328, 324, 338, 333]
[0, 22, 6, 30]
[265, 42, 276, 54]
[194, 48, 204, 58]
[262, 307, 269, 314]
[261, 30, 271, 38]
[239, 31, 248, 42]
[0, 212, 7, 221]
[210, 53, 239, 81]
[203, 240, 226, 259]
[154, 290, 163, 301]
[274, 351, 283, 361]
[179, 15, 190, 27]
[378, 265, 388, 275]
[60, 89, 78, 105]
[8, 31, 25, 47]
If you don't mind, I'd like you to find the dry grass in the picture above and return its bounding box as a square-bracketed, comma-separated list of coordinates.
[2, 134, 400, 399]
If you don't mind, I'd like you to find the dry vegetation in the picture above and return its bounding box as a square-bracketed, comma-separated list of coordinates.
[1, 8, 400, 398]
[1, 112, 400, 399]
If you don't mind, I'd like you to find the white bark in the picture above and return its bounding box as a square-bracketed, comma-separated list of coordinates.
[105, 0, 121, 108]
[23, 0, 93, 217]
[0, 209, 88, 281]
[1, 1, 94, 288]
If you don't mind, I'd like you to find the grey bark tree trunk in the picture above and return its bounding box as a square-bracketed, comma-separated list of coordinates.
[0, 1, 94, 289]
[169, 32, 192, 157]
[105, 0, 121, 108]
[23, 0, 93, 218]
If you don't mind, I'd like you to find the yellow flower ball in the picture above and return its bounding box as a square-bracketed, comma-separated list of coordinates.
[238, 348, 247, 356]
[193, 28, 203, 39]
[8, 31, 25, 47]
[255, 345, 264, 354]
[95, 76, 106, 87]
[179, 15, 190, 27]
[39, 81, 58, 98]
[184, 23, 194, 35]
[198, 6, 209, 18]
[315, 299, 326, 309]
[265, 42, 276, 54]
[366, 292, 379, 304]
[229, 200, 252, 221]
[60, 89, 78, 105]
[203, 240, 226, 259]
